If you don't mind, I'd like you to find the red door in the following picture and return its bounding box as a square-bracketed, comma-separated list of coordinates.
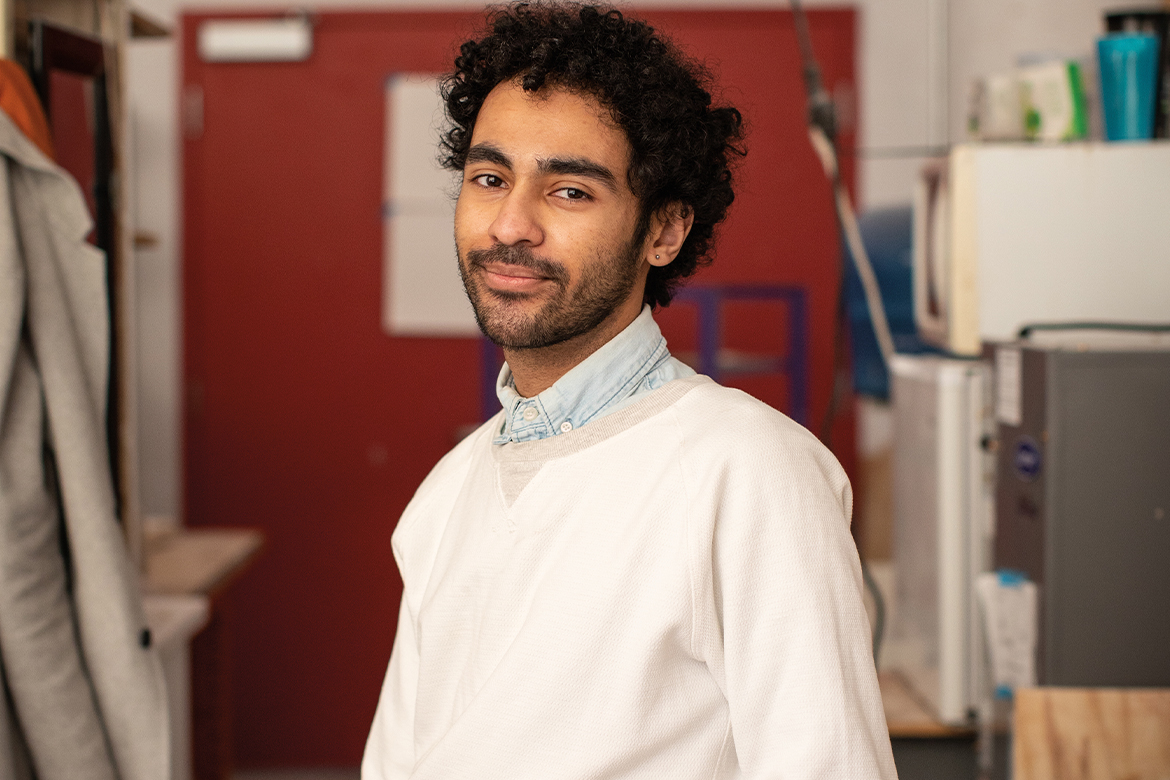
[182, 8, 855, 767]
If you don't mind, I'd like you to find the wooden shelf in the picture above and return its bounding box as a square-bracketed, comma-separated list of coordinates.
[880, 671, 977, 738]
[143, 527, 263, 597]
[129, 8, 169, 38]
[142, 527, 263, 780]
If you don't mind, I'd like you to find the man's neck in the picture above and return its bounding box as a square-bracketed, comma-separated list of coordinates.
[504, 299, 643, 398]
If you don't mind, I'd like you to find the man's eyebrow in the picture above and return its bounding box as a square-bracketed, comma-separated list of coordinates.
[464, 145, 623, 194]
[464, 144, 512, 169]
[538, 156, 621, 193]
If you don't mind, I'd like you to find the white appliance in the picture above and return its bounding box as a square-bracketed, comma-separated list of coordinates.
[912, 142, 1170, 356]
[886, 354, 994, 725]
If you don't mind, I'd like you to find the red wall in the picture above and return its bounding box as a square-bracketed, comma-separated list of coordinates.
[182, 8, 856, 767]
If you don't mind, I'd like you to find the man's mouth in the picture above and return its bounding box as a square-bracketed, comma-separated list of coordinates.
[467, 246, 568, 295]
[479, 262, 554, 293]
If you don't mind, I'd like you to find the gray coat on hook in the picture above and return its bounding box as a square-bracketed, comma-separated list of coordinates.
[0, 110, 167, 780]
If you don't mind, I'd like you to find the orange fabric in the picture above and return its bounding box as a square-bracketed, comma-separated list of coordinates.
[0, 59, 54, 160]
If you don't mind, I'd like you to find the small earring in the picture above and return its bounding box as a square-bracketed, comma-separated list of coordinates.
[655, 254, 660, 260]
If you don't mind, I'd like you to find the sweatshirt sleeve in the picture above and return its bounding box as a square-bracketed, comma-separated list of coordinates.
[681, 396, 898, 780]
[361, 595, 419, 780]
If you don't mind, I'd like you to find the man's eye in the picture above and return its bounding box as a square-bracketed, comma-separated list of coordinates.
[472, 174, 505, 188]
[553, 187, 590, 201]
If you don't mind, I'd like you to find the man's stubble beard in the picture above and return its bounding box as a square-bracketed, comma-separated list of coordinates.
[458, 233, 644, 350]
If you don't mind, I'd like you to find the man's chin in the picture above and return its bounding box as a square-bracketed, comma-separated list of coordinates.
[475, 305, 617, 351]
[469, 297, 541, 345]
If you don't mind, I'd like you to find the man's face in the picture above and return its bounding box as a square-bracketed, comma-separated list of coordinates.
[454, 80, 648, 350]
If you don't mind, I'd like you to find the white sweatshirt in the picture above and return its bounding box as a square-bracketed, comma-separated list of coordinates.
[363, 375, 897, 780]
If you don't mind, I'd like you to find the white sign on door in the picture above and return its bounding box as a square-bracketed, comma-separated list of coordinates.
[382, 74, 479, 336]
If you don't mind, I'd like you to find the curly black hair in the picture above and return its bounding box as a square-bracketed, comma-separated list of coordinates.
[441, 2, 746, 308]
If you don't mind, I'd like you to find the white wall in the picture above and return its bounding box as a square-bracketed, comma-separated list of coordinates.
[127, 39, 180, 517]
[126, 0, 1150, 518]
[946, 0, 1157, 143]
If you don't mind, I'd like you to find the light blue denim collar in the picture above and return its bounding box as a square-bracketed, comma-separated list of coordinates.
[493, 305, 690, 444]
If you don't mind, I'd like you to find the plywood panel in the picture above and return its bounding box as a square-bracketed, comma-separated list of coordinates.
[1014, 688, 1170, 780]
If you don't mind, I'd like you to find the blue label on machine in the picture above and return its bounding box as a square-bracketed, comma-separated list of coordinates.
[1013, 437, 1042, 481]
[997, 569, 1028, 587]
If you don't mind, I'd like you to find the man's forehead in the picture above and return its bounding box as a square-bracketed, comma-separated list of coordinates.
[468, 80, 632, 172]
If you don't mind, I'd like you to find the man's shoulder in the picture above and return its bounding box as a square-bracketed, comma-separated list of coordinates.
[669, 378, 822, 454]
[661, 377, 848, 489]
[391, 414, 500, 556]
[420, 414, 498, 486]
[399, 415, 498, 518]
[664, 379, 852, 519]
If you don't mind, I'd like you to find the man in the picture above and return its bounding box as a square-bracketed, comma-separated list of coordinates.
[363, 4, 897, 778]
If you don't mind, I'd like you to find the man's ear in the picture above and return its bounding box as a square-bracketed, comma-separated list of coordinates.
[646, 204, 694, 268]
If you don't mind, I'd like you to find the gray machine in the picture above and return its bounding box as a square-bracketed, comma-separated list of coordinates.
[990, 335, 1170, 686]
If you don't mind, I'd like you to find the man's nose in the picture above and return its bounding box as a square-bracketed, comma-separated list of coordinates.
[489, 187, 544, 247]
